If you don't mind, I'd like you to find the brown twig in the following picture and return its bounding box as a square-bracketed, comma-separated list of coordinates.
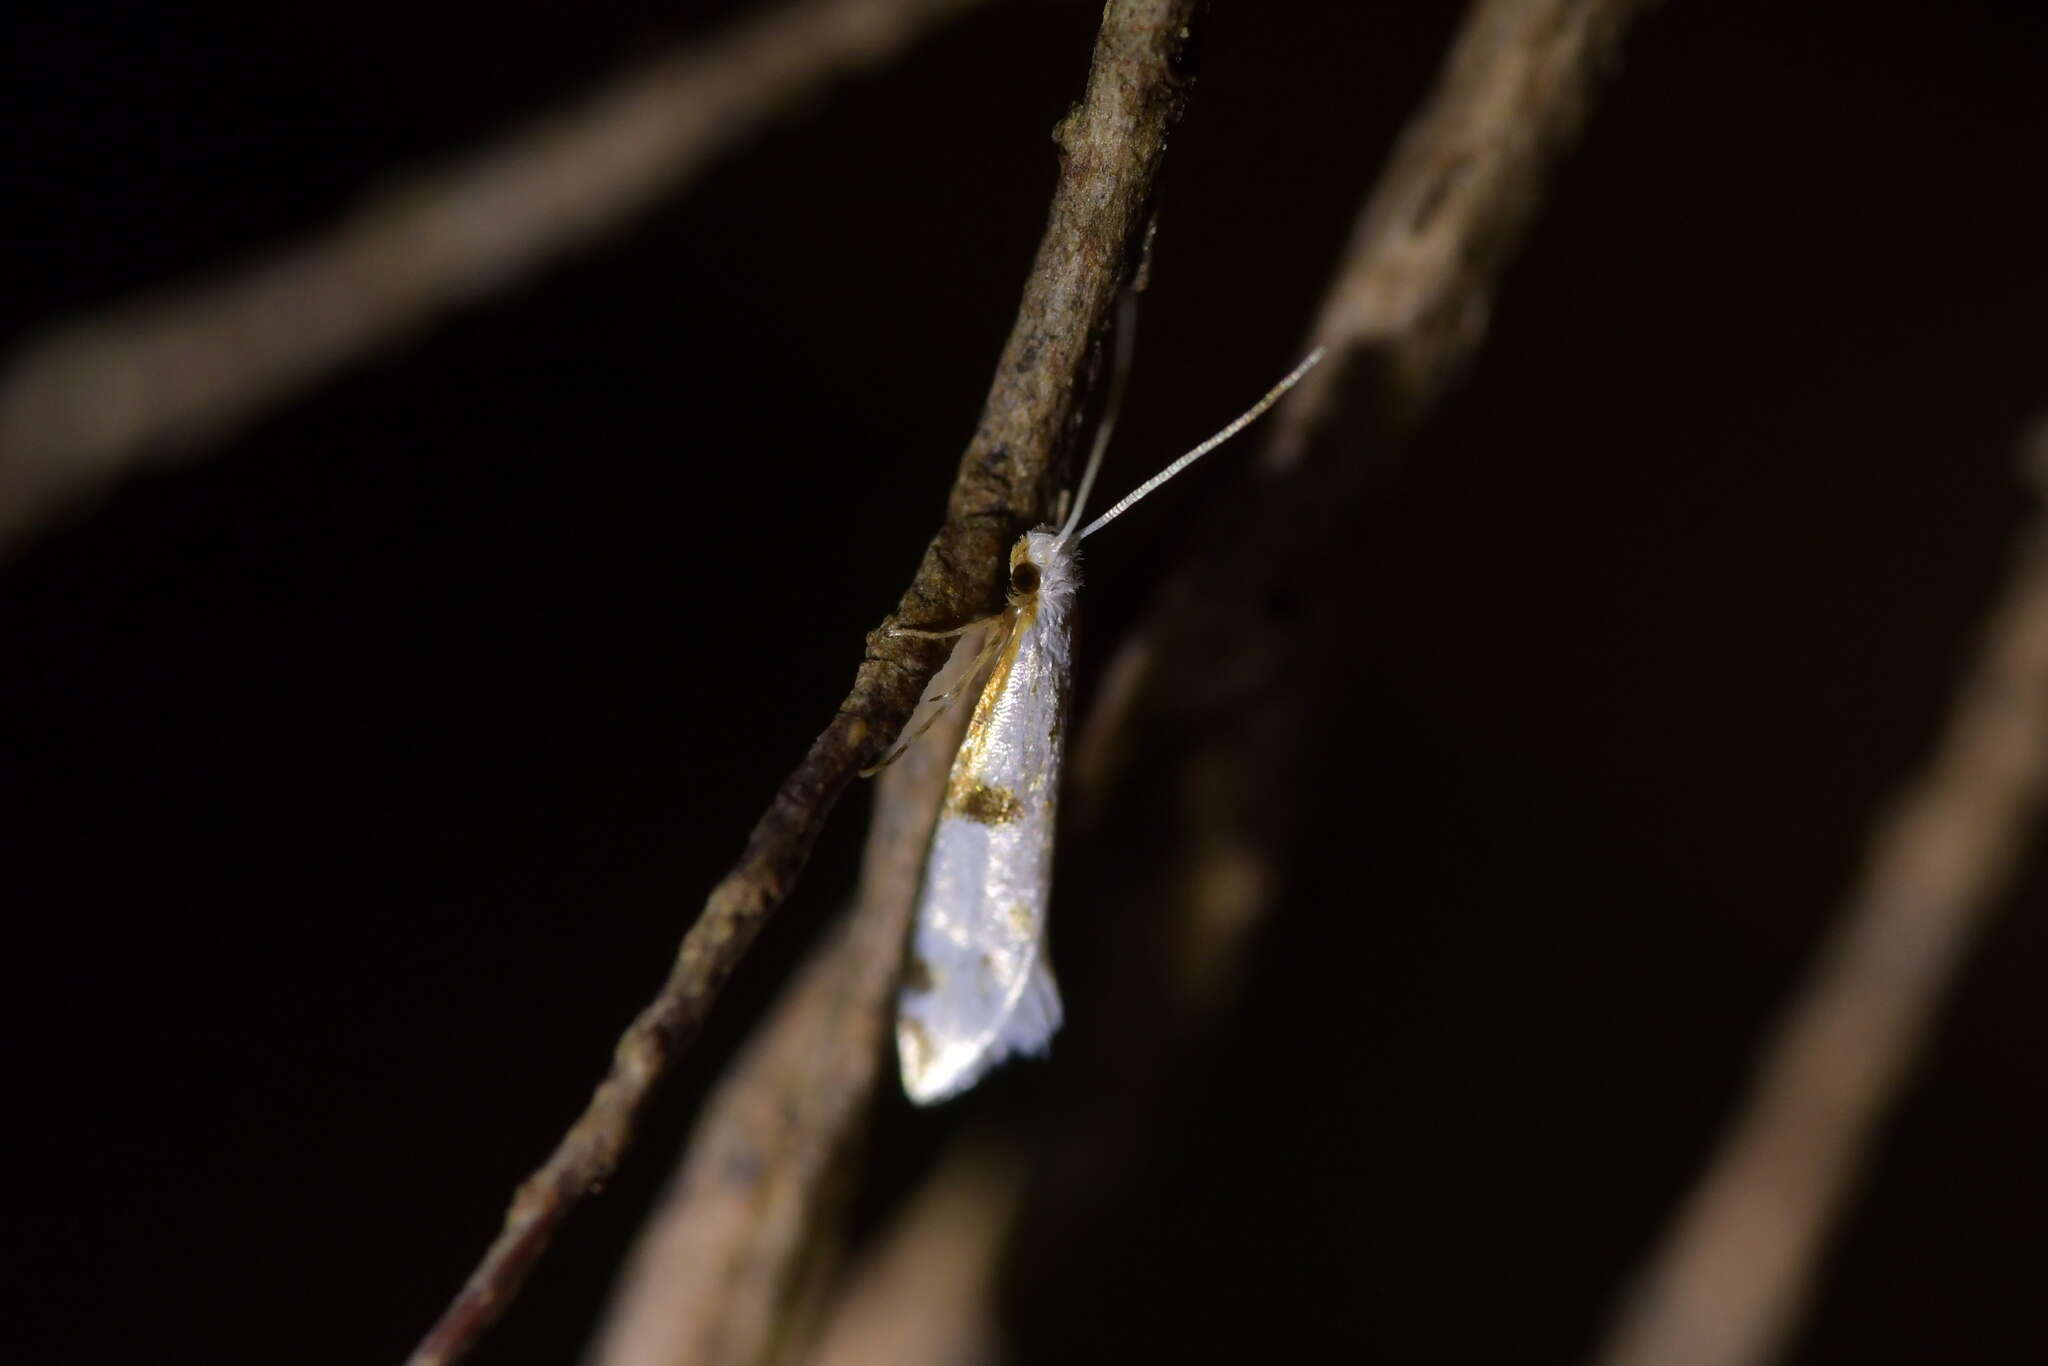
[407, 4, 1205, 1362]
[1589, 431, 2048, 1366]
[0, 0, 992, 557]
[585, 630, 983, 1366]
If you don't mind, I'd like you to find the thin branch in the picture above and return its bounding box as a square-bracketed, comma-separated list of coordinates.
[586, 630, 984, 1366]
[1589, 432, 2048, 1366]
[0, 0, 992, 557]
[408, 3, 1206, 1362]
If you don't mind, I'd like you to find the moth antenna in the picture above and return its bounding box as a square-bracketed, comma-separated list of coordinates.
[1078, 346, 1325, 542]
[1055, 293, 1139, 548]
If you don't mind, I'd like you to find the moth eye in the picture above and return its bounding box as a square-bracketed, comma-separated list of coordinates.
[1012, 561, 1041, 594]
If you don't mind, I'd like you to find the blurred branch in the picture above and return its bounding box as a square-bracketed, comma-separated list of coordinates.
[802, 1141, 1026, 1366]
[1025, 0, 1656, 1324]
[1265, 0, 1651, 467]
[0, 0, 992, 557]
[408, 3, 1206, 1362]
[586, 630, 982, 1366]
[1590, 429, 2048, 1366]
[1074, 0, 1655, 809]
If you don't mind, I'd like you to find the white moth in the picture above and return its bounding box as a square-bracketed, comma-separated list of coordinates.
[895, 344, 1325, 1104]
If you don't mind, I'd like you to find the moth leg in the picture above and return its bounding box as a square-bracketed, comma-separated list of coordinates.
[887, 610, 1007, 641]
[861, 618, 1010, 777]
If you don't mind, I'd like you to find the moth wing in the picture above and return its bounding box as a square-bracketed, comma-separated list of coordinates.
[898, 598, 1071, 1104]
[898, 821, 1062, 1104]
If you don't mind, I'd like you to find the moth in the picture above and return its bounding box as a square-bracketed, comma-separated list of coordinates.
[893, 342, 1325, 1104]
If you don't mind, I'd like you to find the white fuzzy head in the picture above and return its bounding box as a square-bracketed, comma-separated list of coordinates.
[1012, 528, 1079, 616]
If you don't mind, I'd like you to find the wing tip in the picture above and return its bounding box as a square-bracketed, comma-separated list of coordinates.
[899, 960, 1064, 1106]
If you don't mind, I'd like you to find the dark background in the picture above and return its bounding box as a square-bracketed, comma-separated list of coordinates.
[4, 0, 2046, 1361]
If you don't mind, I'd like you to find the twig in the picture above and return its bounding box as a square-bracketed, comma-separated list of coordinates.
[0, 0, 991, 557]
[585, 630, 983, 1366]
[408, 4, 1205, 1362]
[1589, 431, 2048, 1366]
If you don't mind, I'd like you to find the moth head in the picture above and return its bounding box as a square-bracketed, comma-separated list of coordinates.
[1011, 528, 1076, 603]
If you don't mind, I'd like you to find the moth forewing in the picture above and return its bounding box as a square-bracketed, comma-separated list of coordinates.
[897, 530, 1077, 1104]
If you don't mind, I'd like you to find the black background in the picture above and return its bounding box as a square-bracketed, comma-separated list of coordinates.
[4, 1, 2047, 1361]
